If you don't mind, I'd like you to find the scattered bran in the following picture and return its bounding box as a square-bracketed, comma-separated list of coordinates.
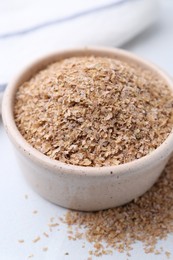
[28, 254, 34, 258]
[32, 236, 40, 243]
[48, 223, 59, 227]
[43, 232, 49, 238]
[18, 155, 173, 257]
[42, 247, 48, 252]
[18, 239, 24, 243]
[62, 156, 173, 256]
[165, 251, 171, 259]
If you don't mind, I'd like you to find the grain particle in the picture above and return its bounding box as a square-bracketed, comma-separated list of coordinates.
[94, 242, 103, 250]
[18, 239, 24, 243]
[165, 251, 171, 259]
[48, 223, 59, 227]
[32, 236, 40, 243]
[89, 250, 93, 255]
[43, 232, 49, 238]
[42, 247, 48, 252]
[155, 250, 161, 255]
[68, 235, 76, 241]
[33, 210, 38, 214]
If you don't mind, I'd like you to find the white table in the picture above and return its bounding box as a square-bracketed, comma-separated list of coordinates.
[1, 1, 173, 259]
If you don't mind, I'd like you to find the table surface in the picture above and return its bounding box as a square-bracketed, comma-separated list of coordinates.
[1, 1, 173, 259]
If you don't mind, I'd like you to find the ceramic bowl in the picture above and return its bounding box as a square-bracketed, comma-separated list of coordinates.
[2, 47, 173, 211]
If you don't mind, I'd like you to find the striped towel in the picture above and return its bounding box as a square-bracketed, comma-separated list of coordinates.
[0, 0, 158, 113]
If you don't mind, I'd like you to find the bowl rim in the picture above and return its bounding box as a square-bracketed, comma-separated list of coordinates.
[2, 46, 173, 177]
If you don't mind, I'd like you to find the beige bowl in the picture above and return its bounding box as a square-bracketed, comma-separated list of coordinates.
[2, 47, 173, 211]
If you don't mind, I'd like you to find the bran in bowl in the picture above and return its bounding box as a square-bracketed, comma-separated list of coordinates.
[14, 56, 173, 167]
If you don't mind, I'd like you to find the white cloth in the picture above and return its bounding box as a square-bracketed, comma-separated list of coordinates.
[0, 0, 158, 112]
